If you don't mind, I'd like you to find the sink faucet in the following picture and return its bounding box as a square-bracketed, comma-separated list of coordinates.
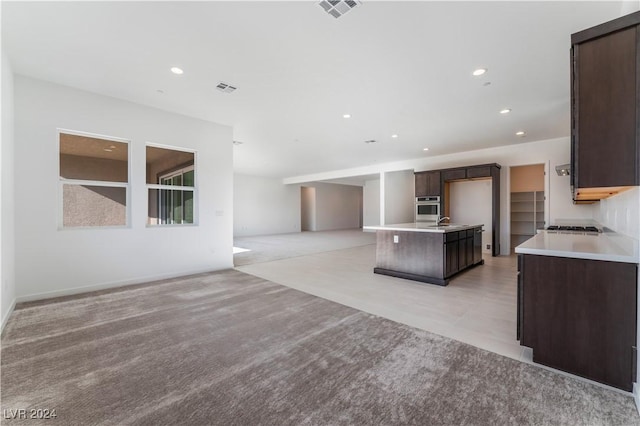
[437, 216, 450, 224]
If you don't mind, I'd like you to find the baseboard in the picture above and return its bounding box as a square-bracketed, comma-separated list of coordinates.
[634, 383, 640, 415]
[1, 298, 16, 334]
[14, 267, 229, 304]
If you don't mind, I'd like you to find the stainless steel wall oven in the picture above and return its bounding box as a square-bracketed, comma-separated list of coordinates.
[415, 196, 440, 222]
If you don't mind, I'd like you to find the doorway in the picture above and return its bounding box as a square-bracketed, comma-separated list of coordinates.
[300, 186, 316, 231]
[510, 164, 545, 253]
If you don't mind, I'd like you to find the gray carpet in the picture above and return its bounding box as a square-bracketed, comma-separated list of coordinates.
[1, 269, 638, 425]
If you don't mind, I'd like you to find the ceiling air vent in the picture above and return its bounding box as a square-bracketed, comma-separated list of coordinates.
[216, 82, 237, 93]
[232, 140, 243, 145]
[318, 0, 361, 19]
[364, 139, 377, 144]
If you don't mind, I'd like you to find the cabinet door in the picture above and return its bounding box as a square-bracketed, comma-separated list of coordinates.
[467, 166, 491, 179]
[516, 258, 522, 342]
[473, 227, 482, 264]
[442, 169, 467, 182]
[573, 24, 638, 188]
[426, 171, 441, 196]
[521, 254, 637, 391]
[444, 241, 459, 277]
[465, 237, 473, 268]
[457, 238, 466, 270]
[415, 173, 428, 197]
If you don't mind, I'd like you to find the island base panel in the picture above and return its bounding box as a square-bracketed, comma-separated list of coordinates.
[373, 267, 449, 286]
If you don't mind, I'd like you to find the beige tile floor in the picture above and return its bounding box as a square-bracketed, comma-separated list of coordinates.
[235, 230, 524, 361]
[234, 229, 631, 395]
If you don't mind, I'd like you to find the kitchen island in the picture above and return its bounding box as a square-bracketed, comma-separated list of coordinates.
[364, 223, 484, 286]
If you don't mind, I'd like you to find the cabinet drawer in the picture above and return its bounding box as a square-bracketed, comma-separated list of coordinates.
[444, 231, 460, 242]
[442, 169, 467, 181]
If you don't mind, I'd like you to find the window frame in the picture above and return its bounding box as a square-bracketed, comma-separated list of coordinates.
[146, 143, 198, 227]
[57, 128, 131, 230]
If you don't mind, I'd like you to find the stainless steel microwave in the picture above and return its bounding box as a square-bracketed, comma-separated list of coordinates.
[415, 196, 440, 222]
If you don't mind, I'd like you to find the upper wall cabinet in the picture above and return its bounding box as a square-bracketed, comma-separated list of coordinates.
[571, 11, 640, 202]
[415, 171, 441, 197]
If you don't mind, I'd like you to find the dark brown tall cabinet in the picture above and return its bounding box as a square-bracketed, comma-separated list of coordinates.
[571, 11, 640, 201]
[415, 171, 441, 197]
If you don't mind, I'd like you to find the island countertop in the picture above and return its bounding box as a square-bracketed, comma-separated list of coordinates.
[363, 222, 484, 233]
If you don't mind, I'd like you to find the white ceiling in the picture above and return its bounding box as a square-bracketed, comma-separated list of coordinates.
[2, 1, 629, 179]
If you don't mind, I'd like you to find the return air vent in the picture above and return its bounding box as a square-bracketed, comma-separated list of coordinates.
[216, 82, 237, 93]
[318, 0, 361, 19]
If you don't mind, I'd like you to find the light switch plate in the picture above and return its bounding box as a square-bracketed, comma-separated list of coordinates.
[393, 235, 399, 243]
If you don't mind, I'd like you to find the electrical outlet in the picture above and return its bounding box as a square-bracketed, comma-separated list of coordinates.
[393, 235, 399, 243]
[486, 244, 491, 249]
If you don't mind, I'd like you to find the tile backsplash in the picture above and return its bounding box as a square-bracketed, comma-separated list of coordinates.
[593, 187, 640, 239]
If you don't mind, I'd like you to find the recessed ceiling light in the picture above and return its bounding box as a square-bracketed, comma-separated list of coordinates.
[391, 134, 398, 138]
[516, 131, 526, 136]
[103, 148, 113, 152]
[170, 67, 184, 75]
[109, 145, 116, 149]
[343, 114, 351, 119]
[500, 108, 511, 114]
[423, 148, 429, 151]
[473, 68, 487, 76]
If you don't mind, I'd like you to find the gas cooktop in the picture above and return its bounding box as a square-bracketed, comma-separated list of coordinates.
[546, 225, 601, 233]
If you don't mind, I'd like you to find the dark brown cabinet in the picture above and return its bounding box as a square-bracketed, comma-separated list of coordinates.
[518, 254, 637, 391]
[444, 239, 459, 277]
[457, 231, 473, 270]
[467, 166, 491, 179]
[442, 168, 466, 182]
[472, 227, 482, 264]
[571, 11, 640, 201]
[415, 171, 441, 197]
[443, 228, 482, 278]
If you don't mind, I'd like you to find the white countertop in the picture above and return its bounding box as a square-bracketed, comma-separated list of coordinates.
[515, 231, 639, 264]
[363, 222, 483, 233]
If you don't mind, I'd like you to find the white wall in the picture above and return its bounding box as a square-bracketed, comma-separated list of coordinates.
[363, 178, 381, 226]
[311, 182, 362, 231]
[234, 173, 301, 237]
[450, 180, 492, 253]
[1, 50, 16, 330]
[383, 170, 414, 225]
[621, 1, 640, 15]
[285, 137, 595, 255]
[593, 187, 640, 238]
[13, 76, 233, 301]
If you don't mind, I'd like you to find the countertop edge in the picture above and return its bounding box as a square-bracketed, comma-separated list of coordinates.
[363, 223, 483, 233]
[514, 247, 639, 264]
